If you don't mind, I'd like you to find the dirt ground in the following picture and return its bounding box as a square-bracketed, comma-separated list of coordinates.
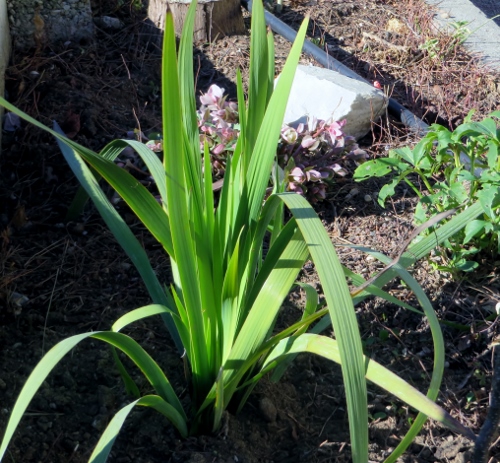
[1, 0, 500, 462]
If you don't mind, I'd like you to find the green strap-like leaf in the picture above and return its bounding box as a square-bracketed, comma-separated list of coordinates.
[243, 17, 309, 223]
[0, 332, 186, 461]
[279, 192, 368, 463]
[88, 395, 188, 463]
[162, 5, 209, 394]
[111, 304, 178, 333]
[263, 334, 475, 441]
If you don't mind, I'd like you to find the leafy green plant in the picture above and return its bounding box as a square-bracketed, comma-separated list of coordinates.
[418, 20, 471, 61]
[354, 111, 500, 273]
[0, 0, 482, 462]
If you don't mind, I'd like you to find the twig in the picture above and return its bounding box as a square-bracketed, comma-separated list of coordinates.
[362, 32, 409, 52]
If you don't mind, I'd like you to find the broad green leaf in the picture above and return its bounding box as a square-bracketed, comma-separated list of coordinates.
[477, 184, 500, 218]
[353, 158, 406, 181]
[456, 260, 479, 272]
[486, 140, 499, 169]
[390, 146, 415, 165]
[410, 138, 434, 167]
[449, 181, 468, 204]
[454, 119, 498, 139]
[378, 177, 401, 206]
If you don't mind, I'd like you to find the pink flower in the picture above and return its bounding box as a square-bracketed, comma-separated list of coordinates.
[288, 183, 305, 195]
[325, 120, 345, 142]
[301, 135, 320, 151]
[281, 126, 298, 144]
[289, 166, 306, 183]
[331, 164, 348, 177]
[146, 140, 163, 152]
[306, 169, 322, 182]
[200, 84, 224, 107]
[212, 143, 226, 155]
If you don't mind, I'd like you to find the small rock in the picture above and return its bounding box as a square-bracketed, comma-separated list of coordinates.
[94, 16, 124, 30]
[259, 397, 277, 423]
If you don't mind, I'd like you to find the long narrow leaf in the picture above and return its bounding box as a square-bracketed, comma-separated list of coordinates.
[88, 395, 187, 463]
[162, 7, 209, 397]
[279, 192, 368, 463]
[0, 331, 187, 461]
[243, 19, 309, 224]
[263, 334, 475, 441]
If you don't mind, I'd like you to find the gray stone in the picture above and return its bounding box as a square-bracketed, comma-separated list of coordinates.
[281, 64, 388, 140]
[6, 0, 94, 50]
[94, 16, 125, 31]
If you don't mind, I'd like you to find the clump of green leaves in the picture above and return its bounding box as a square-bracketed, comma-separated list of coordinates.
[354, 111, 500, 273]
[0, 0, 482, 460]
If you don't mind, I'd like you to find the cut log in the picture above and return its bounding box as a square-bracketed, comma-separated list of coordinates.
[148, 0, 245, 42]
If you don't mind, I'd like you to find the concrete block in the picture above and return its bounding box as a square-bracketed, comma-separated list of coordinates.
[283, 64, 387, 140]
[7, 0, 94, 50]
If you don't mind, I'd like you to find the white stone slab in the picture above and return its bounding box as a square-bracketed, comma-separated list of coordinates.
[282, 64, 388, 140]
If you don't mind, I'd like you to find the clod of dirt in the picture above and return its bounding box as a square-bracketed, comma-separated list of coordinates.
[259, 396, 278, 423]
[434, 435, 471, 461]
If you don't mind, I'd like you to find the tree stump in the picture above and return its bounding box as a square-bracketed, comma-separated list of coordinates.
[148, 0, 246, 42]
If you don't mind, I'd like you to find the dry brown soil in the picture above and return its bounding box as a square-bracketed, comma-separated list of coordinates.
[1, 0, 499, 462]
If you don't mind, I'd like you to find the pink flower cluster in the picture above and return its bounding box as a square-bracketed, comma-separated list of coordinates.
[197, 85, 239, 176]
[193, 84, 367, 202]
[279, 116, 367, 202]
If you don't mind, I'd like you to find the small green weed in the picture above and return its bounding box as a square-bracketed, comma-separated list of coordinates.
[419, 20, 470, 61]
[354, 111, 500, 273]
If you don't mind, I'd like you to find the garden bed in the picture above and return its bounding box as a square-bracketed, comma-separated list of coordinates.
[0, 0, 499, 461]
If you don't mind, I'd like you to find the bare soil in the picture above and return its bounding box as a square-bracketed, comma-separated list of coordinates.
[1, 0, 499, 462]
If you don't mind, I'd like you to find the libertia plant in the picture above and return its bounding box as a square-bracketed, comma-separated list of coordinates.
[0, 0, 484, 461]
[354, 111, 500, 273]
